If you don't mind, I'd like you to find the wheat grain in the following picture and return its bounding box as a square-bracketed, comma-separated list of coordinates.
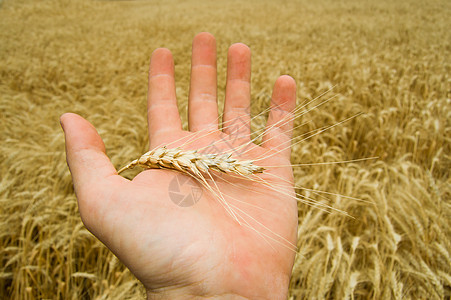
[117, 146, 265, 177]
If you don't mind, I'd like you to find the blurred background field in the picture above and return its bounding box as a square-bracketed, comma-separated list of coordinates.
[0, 0, 449, 299]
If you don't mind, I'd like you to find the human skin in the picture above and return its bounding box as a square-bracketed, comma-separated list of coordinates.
[61, 32, 298, 299]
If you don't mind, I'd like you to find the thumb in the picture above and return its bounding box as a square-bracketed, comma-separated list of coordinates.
[60, 113, 117, 193]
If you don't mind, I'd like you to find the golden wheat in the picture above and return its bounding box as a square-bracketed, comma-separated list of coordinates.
[1, 0, 450, 299]
[117, 146, 265, 177]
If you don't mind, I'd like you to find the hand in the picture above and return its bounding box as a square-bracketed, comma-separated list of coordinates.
[61, 32, 297, 299]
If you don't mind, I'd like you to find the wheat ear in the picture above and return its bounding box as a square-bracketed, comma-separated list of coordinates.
[117, 146, 265, 177]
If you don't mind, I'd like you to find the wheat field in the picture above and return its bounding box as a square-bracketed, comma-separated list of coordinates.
[0, 0, 450, 299]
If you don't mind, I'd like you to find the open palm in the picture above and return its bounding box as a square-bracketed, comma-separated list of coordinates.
[61, 33, 297, 299]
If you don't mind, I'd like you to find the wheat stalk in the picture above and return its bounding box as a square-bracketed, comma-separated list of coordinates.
[117, 146, 280, 246]
[115, 90, 374, 252]
[117, 146, 265, 177]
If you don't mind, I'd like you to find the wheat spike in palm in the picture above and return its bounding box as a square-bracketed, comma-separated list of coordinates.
[61, 32, 298, 299]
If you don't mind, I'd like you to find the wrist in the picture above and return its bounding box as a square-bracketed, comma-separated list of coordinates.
[147, 289, 249, 300]
[145, 273, 290, 300]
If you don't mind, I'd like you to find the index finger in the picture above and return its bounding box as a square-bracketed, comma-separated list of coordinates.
[147, 48, 182, 145]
